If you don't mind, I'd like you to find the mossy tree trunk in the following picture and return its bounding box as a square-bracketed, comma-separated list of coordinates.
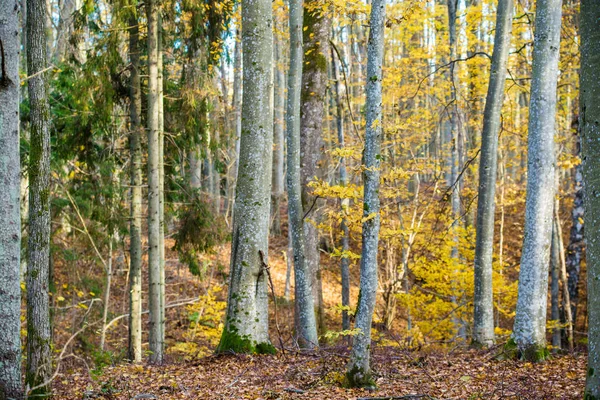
[217, 0, 275, 354]
[346, 0, 386, 388]
[581, 0, 600, 394]
[512, 0, 562, 362]
[0, 0, 24, 397]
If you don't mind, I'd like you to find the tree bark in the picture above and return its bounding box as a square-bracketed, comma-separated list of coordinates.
[346, 0, 386, 387]
[0, 0, 24, 397]
[127, 5, 143, 363]
[271, 36, 285, 236]
[26, 0, 53, 393]
[471, 0, 513, 347]
[331, 45, 351, 332]
[217, 0, 275, 354]
[157, 12, 166, 358]
[286, 0, 318, 349]
[550, 216, 561, 349]
[300, 1, 331, 336]
[512, 0, 562, 361]
[566, 146, 583, 324]
[581, 0, 600, 394]
[146, 0, 164, 364]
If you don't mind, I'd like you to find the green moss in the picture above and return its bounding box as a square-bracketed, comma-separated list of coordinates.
[584, 391, 598, 400]
[216, 328, 256, 354]
[344, 364, 376, 389]
[216, 328, 277, 355]
[255, 342, 277, 355]
[499, 338, 550, 362]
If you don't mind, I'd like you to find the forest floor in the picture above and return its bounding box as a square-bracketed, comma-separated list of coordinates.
[50, 216, 588, 399]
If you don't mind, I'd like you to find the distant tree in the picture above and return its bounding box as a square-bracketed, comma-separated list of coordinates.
[512, 0, 562, 361]
[581, 0, 600, 394]
[217, 0, 275, 354]
[346, 0, 386, 388]
[0, 0, 24, 397]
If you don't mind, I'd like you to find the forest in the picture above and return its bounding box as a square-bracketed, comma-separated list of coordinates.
[0, 0, 599, 398]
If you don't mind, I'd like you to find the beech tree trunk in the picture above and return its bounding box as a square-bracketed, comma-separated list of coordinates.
[0, 0, 24, 397]
[271, 36, 285, 236]
[146, 0, 164, 364]
[346, 0, 386, 387]
[300, 2, 331, 335]
[217, 0, 275, 354]
[286, 0, 318, 348]
[157, 13, 166, 356]
[472, 0, 513, 347]
[512, 0, 562, 360]
[581, 0, 600, 392]
[331, 46, 351, 331]
[128, 7, 143, 363]
[566, 149, 583, 323]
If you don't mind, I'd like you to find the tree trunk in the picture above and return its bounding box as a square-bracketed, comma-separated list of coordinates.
[0, 0, 24, 396]
[300, 2, 331, 336]
[271, 36, 285, 236]
[566, 147, 583, 324]
[346, 0, 386, 387]
[582, 0, 600, 394]
[157, 12, 166, 357]
[217, 0, 275, 354]
[472, 0, 513, 347]
[512, 0, 562, 361]
[331, 45, 351, 332]
[550, 217, 561, 349]
[146, 0, 164, 364]
[26, 0, 53, 394]
[286, 0, 318, 349]
[127, 6, 143, 363]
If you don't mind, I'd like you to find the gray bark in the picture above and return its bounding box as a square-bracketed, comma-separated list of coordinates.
[0, 0, 24, 397]
[26, 0, 53, 394]
[286, 0, 318, 349]
[331, 45, 350, 331]
[146, 0, 164, 364]
[566, 148, 583, 323]
[271, 36, 285, 236]
[582, 0, 600, 393]
[217, 0, 275, 353]
[550, 217, 561, 349]
[300, 2, 330, 335]
[472, 0, 513, 347]
[128, 6, 143, 363]
[512, 0, 562, 359]
[346, 0, 385, 387]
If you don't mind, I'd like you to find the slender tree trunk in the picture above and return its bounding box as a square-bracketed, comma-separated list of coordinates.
[582, 0, 600, 394]
[0, 0, 24, 396]
[554, 207, 574, 351]
[512, 0, 562, 360]
[566, 146, 583, 324]
[217, 0, 275, 354]
[271, 37, 285, 236]
[300, 1, 331, 336]
[157, 12, 166, 357]
[227, 28, 242, 224]
[472, 0, 513, 347]
[146, 0, 164, 364]
[286, 0, 319, 348]
[100, 235, 114, 350]
[127, 7, 143, 363]
[346, 0, 386, 387]
[331, 46, 351, 332]
[550, 217, 561, 349]
[26, 0, 53, 394]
